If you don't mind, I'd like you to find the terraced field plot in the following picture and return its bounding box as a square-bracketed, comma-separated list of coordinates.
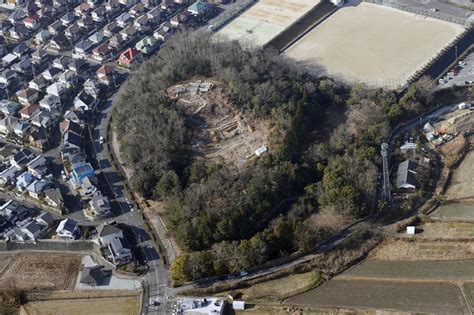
[420, 221, 474, 238]
[342, 259, 474, 281]
[371, 239, 474, 260]
[21, 296, 141, 315]
[430, 203, 474, 220]
[446, 150, 474, 200]
[287, 280, 468, 314]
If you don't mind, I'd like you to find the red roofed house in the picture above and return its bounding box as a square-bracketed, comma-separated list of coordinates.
[117, 48, 142, 67]
[23, 15, 40, 30]
[96, 65, 114, 85]
[20, 103, 40, 119]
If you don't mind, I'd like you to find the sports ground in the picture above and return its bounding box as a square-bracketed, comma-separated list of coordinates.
[285, 2, 465, 88]
[217, 0, 321, 46]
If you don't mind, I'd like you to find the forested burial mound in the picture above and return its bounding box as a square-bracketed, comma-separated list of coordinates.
[113, 31, 438, 282]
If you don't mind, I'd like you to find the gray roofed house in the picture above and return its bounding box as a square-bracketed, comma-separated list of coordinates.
[44, 188, 64, 209]
[88, 191, 111, 217]
[12, 43, 29, 57]
[98, 224, 122, 238]
[0, 100, 20, 116]
[396, 160, 418, 189]
[64, 130, 82, 149]
[26, 155, 48, 178]
[53, 55, 71, 70]
[80, 265, 104, 286]
[56, 218, 78, 240]
[20, 221, 42, 240]
[35, 211, 54, 226]
[26, 179, 53, 199]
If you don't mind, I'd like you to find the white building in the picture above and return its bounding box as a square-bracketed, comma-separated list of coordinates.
[56, 218, 78, 240]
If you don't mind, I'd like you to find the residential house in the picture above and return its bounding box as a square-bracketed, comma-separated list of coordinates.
[0, 116, 19, 135]
[117, 47, 142, 67]
[10, 148, 34, 169]
[170, 11, 190, 27]
[34, 30, 52, 44]
[0, 68, 17, 84]
[135, 36, 159, 55]
[29, 74, 49, 91]
[80, 266, 105, 286]
[46, 82, 68, 98]
[67, 59, 86, 73]
[87, 191, 110, 217]
[103, 21, 120, 38]
[61, 148, 86, 165]
[2, 53, 19, 67]
[0, 100, 20, 116]
[74, 90, 97, 111]
[96, 65, 114, 85]
[60, 119, 82, 135]
[36, 5, 54, 19]
[107, 237, 132, 264]
[35, 211, 54, 227]
[133, 14, 151, 31]
[49, 33, 69, 51]
[42, 66, 62, 80]
[11, 58, 32, 75]
[187, 0, 212, 16]
[108, 34, 126, 50]
[56, 218, 78, 240]
[77, 15, 94, 31]
[16, 171, 35, 191]
[83, 79, 102, 99]
[10, 23, 30, 40]
[92, 44, 114, 62]
[143, 0, 160, 8]
[146, 6, 162, 25]
[91, 5, 106, 22]
[26, 179, 52, 199]
[16, 89, 39, 105]
[161, 0, 173, 10]
[116, 12, 133, 27]
[153, 22, 173, 41]
[26, 155, 48, 178]
[12, 120, 32, 138]
[104, 0, 121, 12]
[44, 188, 64, 209]
[71, 162, 94, 187]
[64, 131, 82, 150]
[28, 127, 49, 151]
[53, 55, 71, 70]
[88, 31, 105, 45]
[20, 103, 40, 119]
[0, 166, 19, 185]
[74, 39, 94, 58]
[0, 21, 12, 37]
[57, 70, 78, 88]
[23, 15, 40, 30]
[64, 108, 86, 126]
[31, 111, 52, 129]
[39, 94, 61, 111]
[65, 23, 82, 42]
[74, 2, 92, 16]
[20, 221, 43, 240]
[31, 48, 49, 65]
[8, 10, 28, 24]
[12, 43, 29, 57]
[97, 223, 123, 244]
[119, 25, 138, 42]
[396, 160, 418, 189]
[130, 2, 146, 17]
[60, 11, 77, 26]
[48, 20, 66, 35]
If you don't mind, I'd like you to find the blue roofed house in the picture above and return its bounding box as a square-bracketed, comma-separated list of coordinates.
[187, 0, 212, 16]
[71, 162, 94, 187]
[16, 171, 35, 191]
[26, 179, 53, 199]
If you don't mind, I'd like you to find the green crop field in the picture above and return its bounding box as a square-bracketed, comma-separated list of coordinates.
[430, 203, 474, 220]
[342, 259, 474, 281]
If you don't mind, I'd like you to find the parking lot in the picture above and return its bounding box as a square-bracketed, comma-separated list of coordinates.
[439, 52, 474, 87]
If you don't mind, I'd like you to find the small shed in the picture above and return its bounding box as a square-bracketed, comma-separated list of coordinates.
[255, 146, 267, 157]
[232, 301, 245, 310]
[406, 226, 416, 235]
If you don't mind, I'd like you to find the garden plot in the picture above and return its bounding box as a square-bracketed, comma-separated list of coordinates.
[285, 2, 464, 88]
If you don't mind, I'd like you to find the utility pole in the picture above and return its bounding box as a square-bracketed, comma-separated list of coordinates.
[381, 143, 392, 205]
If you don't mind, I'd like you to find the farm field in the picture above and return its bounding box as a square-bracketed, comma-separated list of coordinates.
[218, 0, 320, 46]
[445, 150, 474, 200]
[20, 296, 141, 315]
[430, 203, 474, 220]
[0, 254, 12, 274]
[287, 279, 468, 314]
[285, 2, 464, 88]
[0, 253, 81, 291]
[341, 259, 474, 281]
[420, 221, 474, 238]
[371, 238, 474, 260]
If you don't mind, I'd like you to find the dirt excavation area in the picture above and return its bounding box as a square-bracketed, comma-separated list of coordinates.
[285, 2, 464, 88]
[0, 253, 81, 291]
[167, 81, 270, 168]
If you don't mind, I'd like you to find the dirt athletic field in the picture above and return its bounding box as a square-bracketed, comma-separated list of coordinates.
[218, 0, 320, 46]
[285, 2, 465, 88]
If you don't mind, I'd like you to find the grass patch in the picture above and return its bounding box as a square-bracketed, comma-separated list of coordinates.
[430, 203, 474, 220]
[420, 221, 474, 238]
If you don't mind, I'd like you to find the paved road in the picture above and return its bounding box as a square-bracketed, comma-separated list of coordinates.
[89, 95, 169, 315]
